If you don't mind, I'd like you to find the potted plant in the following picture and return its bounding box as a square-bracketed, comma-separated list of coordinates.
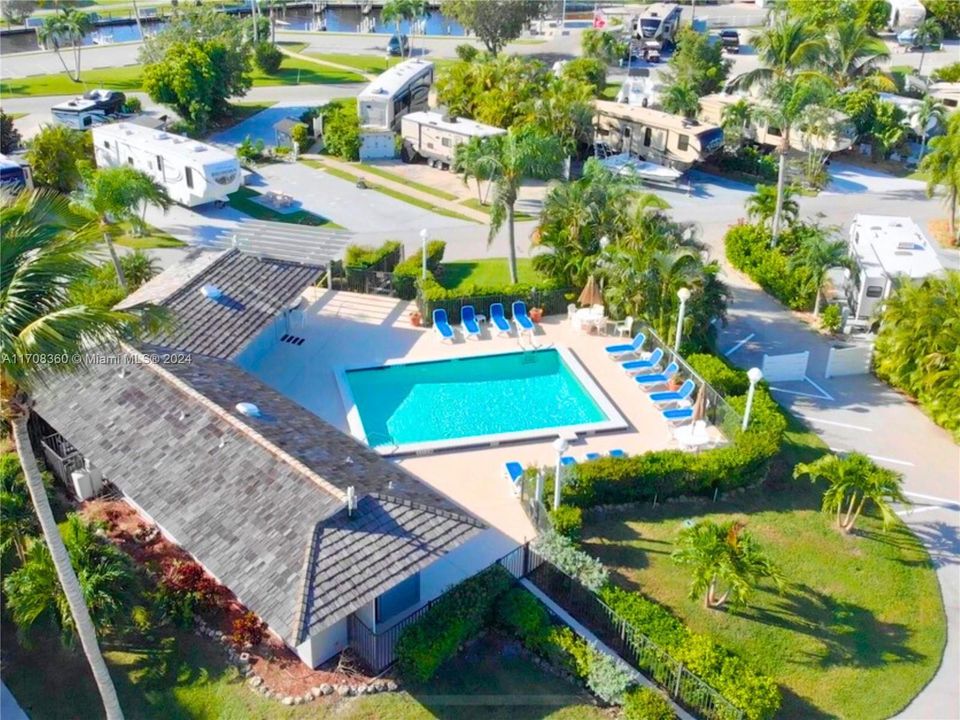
[410, 310, 422, 327]
[667, 375, 682, 391]
[529, 307, 544, 323]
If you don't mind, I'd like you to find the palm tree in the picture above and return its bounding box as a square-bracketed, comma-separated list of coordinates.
[37, 8, 92, 82]
[121, 249, 160, 289]
[455, 128, 566, 283]
[794, 453, 908, 533]
[914, 19, 944, 76]
[916, 95, 946, 160]
[381, 0, 415, 57]
[672, 520, 784, 609]
[735, 14, 827, 89]
[661, 81, 700, 120]
[4, 514, 134, 645]
[787, 229, 849, 315]
[71, 165, 172, 291]
[920, 113, 960, 243]
[746, 183, 797, 229]
[1, 189, 147, 720]
[826, 18, 890, 88]
[721, 98, 752, 149]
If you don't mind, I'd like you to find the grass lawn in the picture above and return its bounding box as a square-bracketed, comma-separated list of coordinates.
[112, 221, 185, 249]
[600, 83, 622, 100]
[303, 159, 478, 223]
[0, 65, 144, 98]
[1, 622, 603, 720]
[356, 162, 459, 201]
[307, 53, 389, 74]
[250, 55, 366, 87]
[438, 259, 542, 290]
[227, 186, 338, 227]
[460, 197, 535, 221]
[580, 419, 946, 720]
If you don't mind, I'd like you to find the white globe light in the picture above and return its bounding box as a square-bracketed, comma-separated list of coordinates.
[553, 437, 570, 454]
[677, 287, 692, 302]
[747, 367, 763, 384]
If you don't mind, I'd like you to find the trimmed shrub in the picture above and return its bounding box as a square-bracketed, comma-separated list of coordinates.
[231, 611, 266, 647]
[624, 687, 675, 720]
[599, 586, 689, 650]
[395, 565, 512, 682]
[290, 124, 310, 153]
[549, 505, 583, 541]
[393, 240, 446, 299]
[686, 354, 749, 397]
[724, 222, 815, 311]
[254, 42, 283, 74]
[344, 240, 403, 270]
[497, 587, 550, 642]
[561, 57, 607, 96]
[320, 98, 360, 161]
[586, 647, 635, 704]
[533, 530, 608, 591]
[123, 97, 142, 114]
[820, 304, 842, 333]
[455, 43, 479, 61]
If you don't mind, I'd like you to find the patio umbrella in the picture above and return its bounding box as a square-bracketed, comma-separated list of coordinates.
[578, 275, 603, 307]
[692, 383, 708, 423]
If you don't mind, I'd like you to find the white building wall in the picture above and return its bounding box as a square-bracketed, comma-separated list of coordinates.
[359, 130, 396, 160]
[296, 618, 347, 668]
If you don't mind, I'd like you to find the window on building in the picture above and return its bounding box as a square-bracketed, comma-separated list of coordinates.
[441, 137, 452, 147]
[623, 126, 632, 139]
[127, 157, 134, 165]
[866, 286, 883, 298]
[83, 116, 93, 127]
[185, 166, 194, 189]
[643, 127, 652, 147]
[677, 134, 689, 151]
[768, 125, 782, 137]
[103, 141, 111, 149]
[375, 572, 420, 624]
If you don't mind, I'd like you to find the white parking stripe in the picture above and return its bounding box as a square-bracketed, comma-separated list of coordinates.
[829, 448, 916, 467]
[896, 506, 944, 517]
[770, 386, 826, 399]
[803, 376, 835, 402]
[903, 491, 960, 509]
[724, 333, 755, 357]
[803, 417, 872, 432]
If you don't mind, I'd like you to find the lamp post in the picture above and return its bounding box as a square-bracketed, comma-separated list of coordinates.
[598, 235, 610, 292]
[552, 436, 569, 510]
[674, 287, 691, 353]
[420, 228, 428, 280]
[742, 367, 763, 431]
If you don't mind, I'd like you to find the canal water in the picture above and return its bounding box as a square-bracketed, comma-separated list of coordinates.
[0, 7, 466, 55]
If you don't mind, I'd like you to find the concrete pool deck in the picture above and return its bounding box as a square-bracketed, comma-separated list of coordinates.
[240, 291, 692, 543]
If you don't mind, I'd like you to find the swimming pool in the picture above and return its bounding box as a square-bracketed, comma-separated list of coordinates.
[338, 348, 628, 454]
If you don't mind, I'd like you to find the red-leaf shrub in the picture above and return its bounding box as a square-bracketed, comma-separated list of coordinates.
[231, 611, 266, 647]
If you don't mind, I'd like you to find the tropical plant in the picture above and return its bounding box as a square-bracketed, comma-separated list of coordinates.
[1, 110, 22, 154]
[120, 250, 161, 290]
[25, 124, 93, 194]
[520, 74, 595, 152]
[736, 14, 827, 88]
[794, 453, 908, 533]
[454, 127, 565, 283]
[746, 183, 798, 229]
[581, 28, 627, 65]
[720, 98, 752, 149]
[924, 0, 960, 37]
[786, 226, 849, 315]
[661, 26, 730, 96]
[71, 166, 171, 290]
[932, 62, 960, 83]
[914, 19, 944, 75]
[671, 520, 784, 609]
[0, 454, 41, 564]
[1, 190, 151, 720]
[253, 41, 283, 73]
[660, 80, 700, 120]
[916, 95, 946, 159]
[37, 8, 92, 82]
[820, 303, 843, 333]
[382, 0, 416, 57]
[231, 611, 266, 648]
[873, 273, 960, 438]
[921, 113, 960, 243]
[1, 0, 39, 25]
[869, 100, 908, 160]
[826, 17, 891, 88]
[442, 0, 544, 56]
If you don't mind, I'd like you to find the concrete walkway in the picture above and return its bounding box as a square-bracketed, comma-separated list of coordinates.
[521, 579, 695, 720]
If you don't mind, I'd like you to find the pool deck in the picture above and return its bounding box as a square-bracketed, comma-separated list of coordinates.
[241, 291, 687, 544]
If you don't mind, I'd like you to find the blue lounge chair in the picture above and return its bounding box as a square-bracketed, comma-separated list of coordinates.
[605, 332, 646, 359]
[634, 362, 679, 388]
[433, 308, 455, 342]
[503, 461, 524, 485]
[648, 379, 696, 406]
[621, 347, 664, 374]
[662, 407, 694, 424]
[512, 301, 535, 335]
[584, 452, 601, 461]
[489, 302, 511, 337]
[461, 305, 481, 340]
[560, 456, 577, 467]
[608, 449, 627, 458]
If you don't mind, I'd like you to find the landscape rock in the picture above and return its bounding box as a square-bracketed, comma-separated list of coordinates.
[281, 696, 294, 706]
[320, 683, 333, 695]
[386, 680, 398, 692]
[373, 680, 386, 692]
[336, 684, 350, 696]
[248, 676, 263, 688]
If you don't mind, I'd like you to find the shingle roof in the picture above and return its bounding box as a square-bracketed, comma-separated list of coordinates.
[297, 494, 483, 641]
[145, 249, 322, 360]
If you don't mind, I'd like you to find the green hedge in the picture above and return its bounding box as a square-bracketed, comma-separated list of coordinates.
[710, 147, 777, 183]
[724, 222, 814, 311]
[564, 386, 785, 507]
[549, 505, 583, 541]
[686, 354, 750, 397]
[395, 565, 512, 682]
[623, 687, 675, 720]
[418, 275, 571, 325]
[344, 240, 402, 270]
[393, 240, 447, 300]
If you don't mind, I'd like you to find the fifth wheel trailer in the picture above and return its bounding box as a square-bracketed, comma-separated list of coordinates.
[92, 122, 240, 207]
[400, 112, 505, 169]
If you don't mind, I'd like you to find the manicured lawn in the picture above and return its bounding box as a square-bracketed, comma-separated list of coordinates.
[601, 83, 621, 100]
[356, 162, 459, 201]
[460, 197, 535, 221]
[1, 622, 603, 720]
[0, 65, 144, 98]
[438, 259, 542, 290]
[307, 53, 389, 74]
[250, 55, 366, 87]
[112, 221, 185, 249]
[227, 186, 337, 227]
[581, 421, 946, 720]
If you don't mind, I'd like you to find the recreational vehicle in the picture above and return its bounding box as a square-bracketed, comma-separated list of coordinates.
[888, 0, 926, 31]
[594, 101, 724, 170]
[51, 89, 126, 130]
[92, 123, 240, 207]
[845, 214, 944, 320]
[400, 111, 505, 169]
[699, 93, 856, 153]
[632, 3, 682, 49]
[0, 154, 32, 191]
[877, 92, 943, 136]
[357, 58, 435, 132]
[930, 83, 960, 110]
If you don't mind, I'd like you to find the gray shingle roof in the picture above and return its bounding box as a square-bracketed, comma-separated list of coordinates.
[145, 249, 322, 360]
[298, 494, 483, 641]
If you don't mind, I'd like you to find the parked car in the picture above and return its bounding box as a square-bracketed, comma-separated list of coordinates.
[387, 33, 409, 56]
[719, 29, 740, 54]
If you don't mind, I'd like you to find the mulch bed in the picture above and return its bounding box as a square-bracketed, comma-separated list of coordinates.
[81, 496, 379, 698]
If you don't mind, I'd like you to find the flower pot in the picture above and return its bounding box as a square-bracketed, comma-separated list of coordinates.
[529, 307, 544, 323]
[667, 378, 682, 391]
[410, 311, 422, 327]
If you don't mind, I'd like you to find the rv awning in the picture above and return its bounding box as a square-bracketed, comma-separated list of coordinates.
[211, 219, 353, 267]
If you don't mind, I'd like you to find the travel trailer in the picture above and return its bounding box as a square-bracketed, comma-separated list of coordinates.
[877, 92, 943, 136]
[357, 58, 434, 132]
[400, 111, 505, 169]
[594, 101, 724, 170]
[92, 123, 240, 207]
[699, 93, 856, 153]
[845, 214, 944, 320]
[51, 89, 126, 130]
[929, 83, 960, 110]
[632, 3, 683, 50]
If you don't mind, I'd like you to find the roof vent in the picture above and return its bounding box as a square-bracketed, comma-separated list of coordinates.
[235, 402, 262, 418]
[200, 284, 222, 299]
[346, 486, 357, 516]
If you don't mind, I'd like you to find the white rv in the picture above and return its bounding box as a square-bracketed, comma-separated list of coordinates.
[52, 89, 126, 130]
[594, 100, 724, 170]
[877, 93, 943, 136]
[92, 123, 240, 207]
[888, 0, 926, 31]
[357, 58, 435, 132]
[929, 83, 960, 111]
[699, 93, 856, 153]
[632, 3, 683, 50]
[846, 214, 944, 320]
[400, 111, 505, 169]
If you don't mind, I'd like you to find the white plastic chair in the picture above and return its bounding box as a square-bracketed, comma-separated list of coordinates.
[567, 303, 577, 328]
[613, 316, 634, 337]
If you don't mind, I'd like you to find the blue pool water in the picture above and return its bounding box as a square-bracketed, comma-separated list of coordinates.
[345, 349, 607, 448]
